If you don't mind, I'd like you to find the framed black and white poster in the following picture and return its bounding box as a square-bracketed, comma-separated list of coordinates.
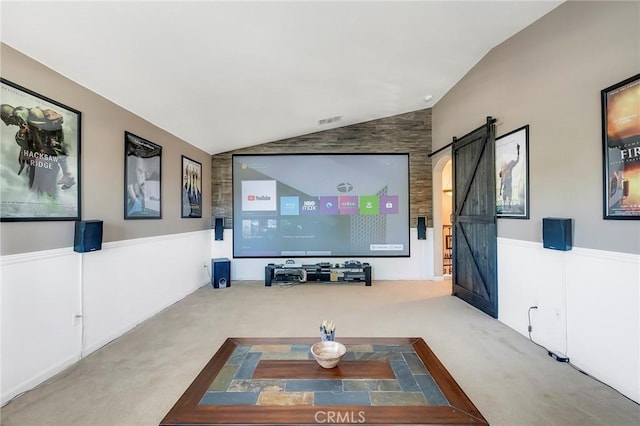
[0, 78, 81, 221]
[124, 131, 162, 219]
[495, 125, 529, 219]
[602, 73, 640, 219]
[181, 155, 202, 218]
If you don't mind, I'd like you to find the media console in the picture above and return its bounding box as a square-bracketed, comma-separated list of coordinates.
[265, 261, 372, 286]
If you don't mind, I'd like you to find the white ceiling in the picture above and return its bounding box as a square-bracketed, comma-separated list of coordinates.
[1, 1, 562, 155]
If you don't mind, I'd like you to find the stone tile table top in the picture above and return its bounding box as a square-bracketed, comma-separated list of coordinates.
[160, 337, 488, 425]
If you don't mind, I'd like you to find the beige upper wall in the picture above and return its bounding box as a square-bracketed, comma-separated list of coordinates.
[432, 1, 640, 254]
[0, 44, 212, 256]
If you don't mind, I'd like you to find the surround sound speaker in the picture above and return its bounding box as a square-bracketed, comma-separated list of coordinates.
[214, 217, 224, 241]
[211, 257, 230, 288]
[542, 217, 572, 251]
[417, 216, 427, 240]
[74, 220, 104, 253]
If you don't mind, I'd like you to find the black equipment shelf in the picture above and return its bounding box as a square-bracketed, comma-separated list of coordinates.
[265, 262, 372, 286]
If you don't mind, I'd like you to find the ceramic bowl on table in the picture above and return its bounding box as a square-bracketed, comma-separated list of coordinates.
[311, 341, 347, 369]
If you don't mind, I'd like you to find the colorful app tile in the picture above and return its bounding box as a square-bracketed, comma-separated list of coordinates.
[319, 196, 339, 214]
[380, 195, 399, 214]
[300, 196, 319, 215]
[359, 195, 379, 215]
[280, 196, 299, 215]
[339, 196, 359, 215]
[242, 180, 277, 211]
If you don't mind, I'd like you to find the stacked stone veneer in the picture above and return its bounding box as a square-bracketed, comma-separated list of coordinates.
[211, 108, 432, 229]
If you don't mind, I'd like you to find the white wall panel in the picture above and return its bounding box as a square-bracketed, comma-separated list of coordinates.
[1, 230, 212, 405]
[82, 231, 212, 355]
[566, 248, 640, 402]
[498, 238, 567, 353]
[1, 249, 81, 405]
[498, 237, 640, 403]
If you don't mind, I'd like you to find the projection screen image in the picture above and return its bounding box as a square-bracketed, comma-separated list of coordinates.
[232, 154, 410, 258]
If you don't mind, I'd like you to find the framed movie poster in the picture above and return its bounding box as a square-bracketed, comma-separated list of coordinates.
[124, 131, 162, 219]
[181, 155, 202, 218]
[602, 73, 640, 219]
[0, 78, 81, 221]
[496, 125, 529, 219]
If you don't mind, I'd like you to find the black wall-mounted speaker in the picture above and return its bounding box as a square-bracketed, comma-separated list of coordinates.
[214, 217, 224, 241]
[74, 220, 104, 253]
[417, 216, 427, 240]
[542, 218, 573, 251]
[211, 257, 230, 288]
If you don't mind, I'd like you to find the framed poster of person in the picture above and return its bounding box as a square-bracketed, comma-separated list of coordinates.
[0, 78, 81, 221]
[495, 125, 529, 219]
[124, 131, 162, 219]
[602, 73, 640, 220]
[181, 155, 202, 218]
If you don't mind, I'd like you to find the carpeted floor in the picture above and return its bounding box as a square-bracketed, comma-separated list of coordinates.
[1, 280, 639, 425]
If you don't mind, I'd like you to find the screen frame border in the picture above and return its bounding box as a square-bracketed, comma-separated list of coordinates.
[231, 152, 411, 259]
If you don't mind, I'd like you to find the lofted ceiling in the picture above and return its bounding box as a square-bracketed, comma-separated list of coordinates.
[1, 1, 562, 155]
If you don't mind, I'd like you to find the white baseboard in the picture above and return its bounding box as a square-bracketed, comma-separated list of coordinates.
[2, 353, 80, 406]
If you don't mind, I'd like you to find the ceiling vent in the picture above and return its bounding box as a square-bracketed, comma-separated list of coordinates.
[318, 115, 342, 125]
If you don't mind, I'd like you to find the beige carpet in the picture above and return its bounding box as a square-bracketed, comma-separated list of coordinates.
[1, 280, 639, 425]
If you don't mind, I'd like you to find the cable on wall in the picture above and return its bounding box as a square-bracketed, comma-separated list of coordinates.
[527, 305, 636, 404]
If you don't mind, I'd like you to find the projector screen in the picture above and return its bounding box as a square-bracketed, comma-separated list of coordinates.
[232, 153, 410, 258]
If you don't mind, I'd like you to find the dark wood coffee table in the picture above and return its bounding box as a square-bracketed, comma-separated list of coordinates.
[160, 337, 488, 425]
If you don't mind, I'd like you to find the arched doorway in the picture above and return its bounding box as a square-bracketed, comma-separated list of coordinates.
[432, 154, 453, 281]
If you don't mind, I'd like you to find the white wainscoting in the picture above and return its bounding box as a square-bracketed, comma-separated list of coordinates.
[1, 248, 82, 406]
[1, 230, 212, 406]
[81, 231, 212, 355]
[6, 233, 635, 405]
[565, 248, 639, 403]
[498, 237, 640, 403]
[211, 228, 436, 281]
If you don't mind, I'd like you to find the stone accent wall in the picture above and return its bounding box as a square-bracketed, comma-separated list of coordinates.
[211, 108, 432, 229]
